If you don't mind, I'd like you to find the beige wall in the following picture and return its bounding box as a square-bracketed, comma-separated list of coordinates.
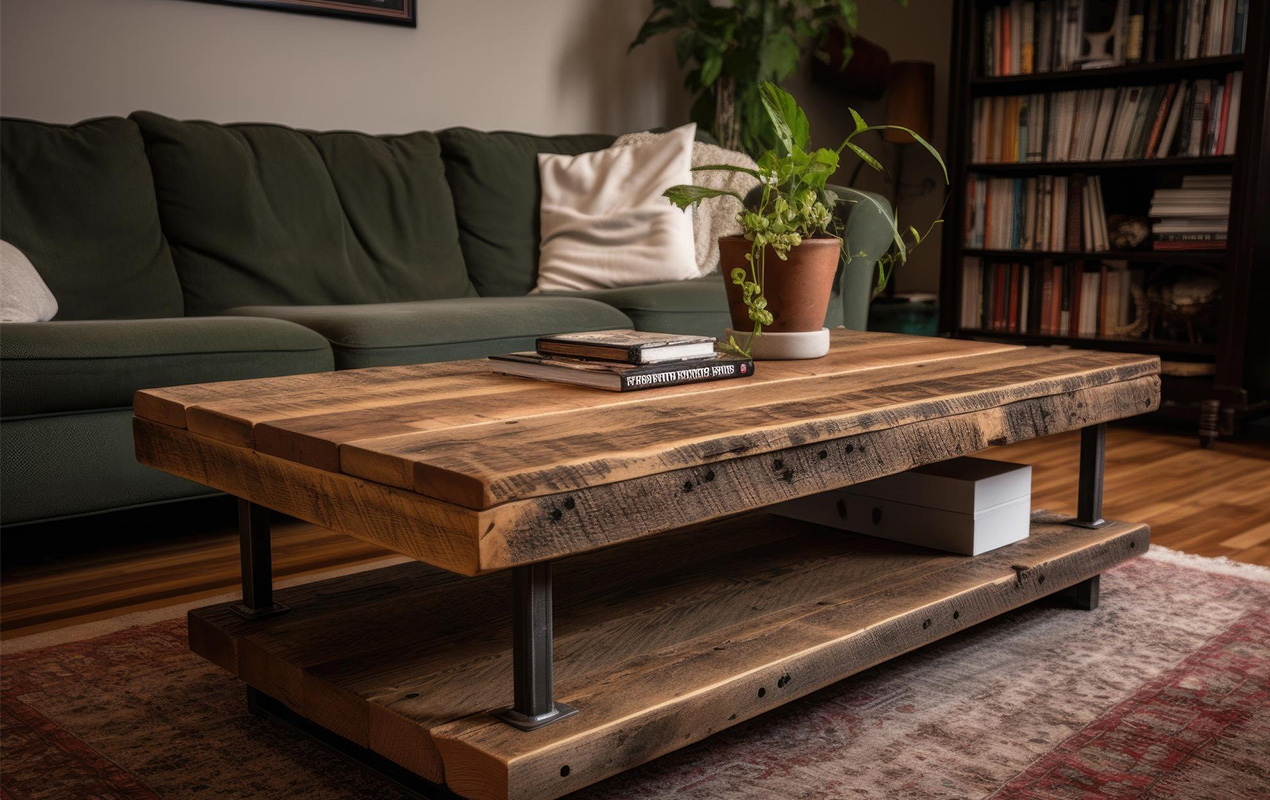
[0, 0, 688, 135]
[790, 0, 953, 294]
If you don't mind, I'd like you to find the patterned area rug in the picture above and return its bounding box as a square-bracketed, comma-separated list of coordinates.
[3, 548, 1268, 800]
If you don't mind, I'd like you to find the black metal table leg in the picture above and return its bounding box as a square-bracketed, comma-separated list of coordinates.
[230, 498, 290, 620]
[1057, 574, 1101, 610]
[491, 562, 578, 731]
[1072, 423, 1107, 529]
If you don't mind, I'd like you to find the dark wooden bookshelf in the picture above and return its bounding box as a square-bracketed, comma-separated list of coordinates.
[972, 53, 1246, 94]
[941, 0, 1270, 444]
[968, 155, 1236, 173]
[963, 248, 1226, 264]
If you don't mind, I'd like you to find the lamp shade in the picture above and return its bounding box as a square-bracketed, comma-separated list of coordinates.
[883, 60, 935, 144]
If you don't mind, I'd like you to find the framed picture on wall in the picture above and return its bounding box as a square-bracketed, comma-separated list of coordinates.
[191, 0, 415, 27]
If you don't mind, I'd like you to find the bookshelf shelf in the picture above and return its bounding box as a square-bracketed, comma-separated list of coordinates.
[971, 54, 1245, 95]
[958, 329, 1218, 356]
[962, 248, 1226, 264]
[968, 156, 1235, 174]
[941, 0, 1270, 443]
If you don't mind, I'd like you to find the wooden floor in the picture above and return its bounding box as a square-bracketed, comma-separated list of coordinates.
[2, 424, 1267, 640]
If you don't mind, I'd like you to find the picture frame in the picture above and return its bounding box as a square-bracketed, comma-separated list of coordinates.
[189, 0, 416, 27]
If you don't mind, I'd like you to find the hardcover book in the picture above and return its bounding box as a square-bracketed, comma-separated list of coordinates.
[490, 352, 754, 392]
[535, 330, 716, 364]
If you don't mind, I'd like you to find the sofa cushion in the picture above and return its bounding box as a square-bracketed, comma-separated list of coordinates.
[131, 111, 475, 315]
[437, 128, 615, 298]
[0, 317, 334, 417]
[228, 296, 631, 369]
[0, 117, 184, 320]
[549, 276, 844, 338]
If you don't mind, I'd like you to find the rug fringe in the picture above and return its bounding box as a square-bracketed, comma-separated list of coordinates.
[1143, 545, 1270, 583]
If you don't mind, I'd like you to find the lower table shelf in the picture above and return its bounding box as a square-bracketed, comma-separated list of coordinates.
[189, 510, 1148, 800]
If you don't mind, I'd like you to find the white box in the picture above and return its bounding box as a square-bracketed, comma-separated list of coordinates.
[772, 457, 1032, 556]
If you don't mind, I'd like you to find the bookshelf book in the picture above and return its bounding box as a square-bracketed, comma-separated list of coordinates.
[940, 0, 1269, 444]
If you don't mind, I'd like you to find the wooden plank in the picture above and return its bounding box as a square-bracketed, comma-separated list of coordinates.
[133, 331, 1014, 449]
[341, 350, 1159, 507]
[430, 516, 1148, 800]
[136, 374, 1159, 576]
[133, 417, 488, 575]
[470, 376, 1157, 569]
[189, 513, 1147, 800]
[248, 334, 1018, 471]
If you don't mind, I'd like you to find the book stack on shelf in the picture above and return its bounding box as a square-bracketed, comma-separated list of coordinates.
[1150, 174, 1231, 249]
[965, 174, 1109, 251]
[982, 0, 1249, 76]
[960, 258, 1139, 338]
[971, 72, 1243, 163]
[488, 330, 754, 392]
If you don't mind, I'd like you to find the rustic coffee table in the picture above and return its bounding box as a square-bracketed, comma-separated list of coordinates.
[133, 330, 1158, 800]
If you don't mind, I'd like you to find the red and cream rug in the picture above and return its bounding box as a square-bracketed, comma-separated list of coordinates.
[2, 547, 1268, 800]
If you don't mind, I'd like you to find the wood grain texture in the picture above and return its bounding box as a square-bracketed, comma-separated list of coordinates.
[188, 512, 1147, 800]
[134, 372, 1159, 575]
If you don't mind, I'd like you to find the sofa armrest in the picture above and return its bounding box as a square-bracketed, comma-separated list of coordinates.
[827, 185, 895, 331]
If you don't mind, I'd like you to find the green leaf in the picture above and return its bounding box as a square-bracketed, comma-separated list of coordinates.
[757, 33, 801, 83]
[849, 107, 868, 135]
[700, 52, 723, 87]
[758, 81, 810, 155]
[883, 125, 950, 182]
[663, 184, 745, 210]
[690, 163, 763, 180]
[845, 141, 882, 172]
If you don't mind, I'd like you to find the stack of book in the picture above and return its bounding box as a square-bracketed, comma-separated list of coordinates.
[971, 72, 1243, 163]
[488, 330, 755, 392]
[961, 258, 1142, 338]
[965, 174, 1109, 252]
[1150, 174, 1231, 250]
[982, 0, 1250, 76]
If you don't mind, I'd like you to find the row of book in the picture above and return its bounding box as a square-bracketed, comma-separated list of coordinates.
[971, 72, 1243, 163]
[964, 174, 1111, 252]
[982, 0, 1250, 77]
[1150, 174, 1230, 249]
[960, 258, 1141, 338]
[488, 330, 753, 392]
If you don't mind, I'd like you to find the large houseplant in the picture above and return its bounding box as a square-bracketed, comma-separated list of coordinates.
[664, 82, 945, 358]
[630, 0, 907, 155]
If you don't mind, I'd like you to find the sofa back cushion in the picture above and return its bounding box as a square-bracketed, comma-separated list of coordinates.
[132, 112, 475, 315]
[437, 128, 615, 297]
[0, 117, 184, 320]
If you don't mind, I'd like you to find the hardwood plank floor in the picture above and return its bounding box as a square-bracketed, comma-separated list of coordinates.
[2, 424, 1266, 640]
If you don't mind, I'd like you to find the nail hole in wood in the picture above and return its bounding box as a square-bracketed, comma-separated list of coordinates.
[560, 766, 570, 778]
[1038, 574, 1046, 585]
[729, 713, 737, 720]
[563, 497, 575, 510]
[549, 509, 562, 521]
[777, 674, 791, 688]
[404, 693, 420, 699]
[922, 619, 931, 630]
[683, 481, 694, 493]
[704, 469, 715, 482]
[817, 449, 828, 460]
[757, 687, 766, 698]
[773, 458, 784, 470]
[1130, 541, 1136, 549]
[953, 610, 960, 620]
[781, 470, 794, 482]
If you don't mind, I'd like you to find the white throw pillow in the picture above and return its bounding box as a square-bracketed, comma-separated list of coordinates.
[534, 123, 698, 293]
[0, 240, 58, 322]
[613, 131, 760, 276]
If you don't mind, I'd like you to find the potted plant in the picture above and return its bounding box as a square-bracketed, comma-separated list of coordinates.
[664, 82, 945, 359]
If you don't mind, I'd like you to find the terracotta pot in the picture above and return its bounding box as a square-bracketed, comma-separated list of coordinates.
[719, 235, 841, 333]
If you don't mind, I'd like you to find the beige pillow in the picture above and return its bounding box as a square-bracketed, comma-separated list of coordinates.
[534, 124, 698, 293]
[613, 131, 760, 276]
[1, 240, 58, 322]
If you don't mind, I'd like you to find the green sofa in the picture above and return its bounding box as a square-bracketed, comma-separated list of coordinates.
[0, 113, 894, 527]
